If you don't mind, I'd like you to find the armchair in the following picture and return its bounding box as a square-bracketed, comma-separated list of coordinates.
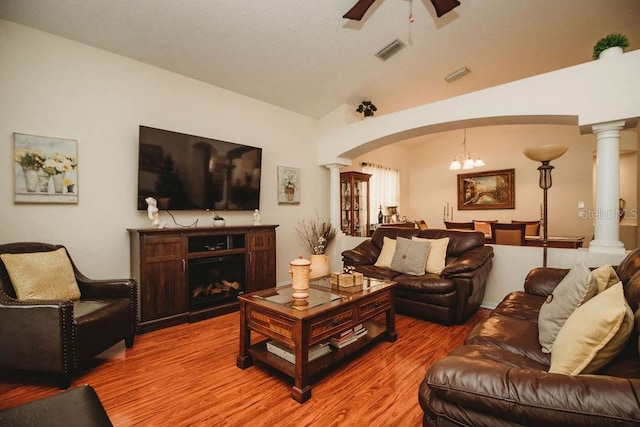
[0, 242, 137, 388]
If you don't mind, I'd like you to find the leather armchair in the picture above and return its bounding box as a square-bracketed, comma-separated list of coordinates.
[0, 242, 137, 388]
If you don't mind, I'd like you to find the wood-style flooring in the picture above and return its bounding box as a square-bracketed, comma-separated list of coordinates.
[0, 309, 489, 426]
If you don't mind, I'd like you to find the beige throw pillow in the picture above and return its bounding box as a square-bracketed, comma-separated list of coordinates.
[374, 237, 397, 268]
[549, 282, 633, 375]
[0, 248, 81, 300]
[412, 237, 450, 274]
[538, 261, 597, 353]
[390, 237, 430, 275]
[592, 263, 621, 294]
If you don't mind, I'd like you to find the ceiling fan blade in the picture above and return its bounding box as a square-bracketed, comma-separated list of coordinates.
[343, 0, 376, 21]
[430, 0, 461, 17]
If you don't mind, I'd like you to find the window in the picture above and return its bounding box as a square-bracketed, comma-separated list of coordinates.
[362, 162, 400, 223]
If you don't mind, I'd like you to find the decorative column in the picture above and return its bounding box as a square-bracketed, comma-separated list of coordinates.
[325, 164, 343, 233]
[589, 120, 626, 254]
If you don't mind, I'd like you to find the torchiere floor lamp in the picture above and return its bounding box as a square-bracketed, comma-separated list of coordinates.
[523, 144, 569, 267]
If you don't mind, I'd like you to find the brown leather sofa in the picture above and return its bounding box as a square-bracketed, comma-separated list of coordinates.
[342, 227, 493, 324]
[0, 242, 137, 388]
[420, 248, 640, 426]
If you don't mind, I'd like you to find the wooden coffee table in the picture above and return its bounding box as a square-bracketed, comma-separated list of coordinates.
[236, 276, 397, 403]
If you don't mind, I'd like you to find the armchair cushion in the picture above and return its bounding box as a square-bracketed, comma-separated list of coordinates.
[390, 237, 430, 275]
[592, 263, 621, 293]
[538, 261, 597, 353]
[0, 248, 80, 301]
[550, 282, 633, 375]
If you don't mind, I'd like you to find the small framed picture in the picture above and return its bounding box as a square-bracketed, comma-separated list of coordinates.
[13, 133, 78, 204]
[457, 168, 515, 210]
[277, 166, 300, 205]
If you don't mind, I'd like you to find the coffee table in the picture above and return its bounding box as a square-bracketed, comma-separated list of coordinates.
[236, 276, 397, 403]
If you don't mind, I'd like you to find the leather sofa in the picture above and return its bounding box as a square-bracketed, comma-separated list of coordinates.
[0, 242, 137, 388]
[342, 227, 493, 324]
[419, 248, 640, 426]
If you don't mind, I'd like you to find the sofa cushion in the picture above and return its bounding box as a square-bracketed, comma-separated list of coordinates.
[592, 263, 621, 293]
[465, 314, 550, 366]
[550, 282, 633, 375]
[352, 265, 400, 281]
[0, 248, 81, 301]
[390, 237, 430, 275]
[491, 291, 545, 323]
[538, 261, 597, 353]
[412, 237, 449, 274]
[374, 237, 396, 268]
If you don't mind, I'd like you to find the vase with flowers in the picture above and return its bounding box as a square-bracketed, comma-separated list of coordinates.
[42, 152, 77, 193]
[14, 148, 45, 192]
[281, 171, 297, 202]
[296, 216, 337, 278]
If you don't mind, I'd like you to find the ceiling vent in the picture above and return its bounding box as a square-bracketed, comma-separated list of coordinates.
[375, 39, 406, 61]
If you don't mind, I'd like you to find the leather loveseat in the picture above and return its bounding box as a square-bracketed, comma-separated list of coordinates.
[420, 248, 640, 426]
[342, 227, 493, 324]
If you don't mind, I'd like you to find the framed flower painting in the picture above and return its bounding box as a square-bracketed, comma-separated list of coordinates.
[277, 166, 300, 204]
[13, 133, 78, 204]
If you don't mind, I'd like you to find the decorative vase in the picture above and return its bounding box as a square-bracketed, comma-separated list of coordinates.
[284, 186, 295, 202]
[52, 173, 65, 193]
[66, 184, 75, 194]
[213, 219, 226, 227]
[22, 167, 39, 192]
[37, 172, 50, 193]
[309, 254, 330, 279]
[599, 46, 623, 59]
[290, 256, 311, 305]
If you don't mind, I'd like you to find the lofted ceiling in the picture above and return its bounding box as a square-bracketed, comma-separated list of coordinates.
[1, 0, 639, 119]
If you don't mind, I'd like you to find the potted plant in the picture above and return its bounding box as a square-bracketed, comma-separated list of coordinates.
[356, 100, 377, 118]
[212, 212, 225, 227]
[296, 217, 337, 278]
[592, 33, 629, 60]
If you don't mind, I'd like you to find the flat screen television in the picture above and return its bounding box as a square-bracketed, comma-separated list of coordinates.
[137, 126, 262, 211]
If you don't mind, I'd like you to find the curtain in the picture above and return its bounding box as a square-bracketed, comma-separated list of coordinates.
[362, 162, 400, 223]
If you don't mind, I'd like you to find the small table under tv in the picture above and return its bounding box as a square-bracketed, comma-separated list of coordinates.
[236, 276, 397, 403]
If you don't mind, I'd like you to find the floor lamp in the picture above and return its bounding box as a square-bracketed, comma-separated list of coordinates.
[523, 144, 569, 267]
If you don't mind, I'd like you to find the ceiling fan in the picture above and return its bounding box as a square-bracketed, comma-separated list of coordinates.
[343, 0, 460, 21]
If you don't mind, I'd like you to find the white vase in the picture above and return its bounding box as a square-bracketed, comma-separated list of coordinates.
[598, 46, 623, 59]
[52, 173, 65, 193]
[22, 168, 39, 192]
[213, 219, 225, 227]
[309, 254, 330, 279]
[290, 257, 311, 304]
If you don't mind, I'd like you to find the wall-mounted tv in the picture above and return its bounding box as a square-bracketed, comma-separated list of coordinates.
[137, 126, 262, 211]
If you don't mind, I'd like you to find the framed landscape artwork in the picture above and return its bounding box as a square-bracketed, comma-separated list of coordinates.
[277, 166, 300, 204]
[13, 133, 78, 204]
[457, 168, 514, 210]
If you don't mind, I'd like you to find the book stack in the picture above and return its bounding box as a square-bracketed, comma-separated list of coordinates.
[266, 340, 331, 364]
[330, 324, 368, 349]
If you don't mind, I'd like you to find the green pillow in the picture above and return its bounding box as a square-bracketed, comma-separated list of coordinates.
[0, 248, 81, 300]
[390, 237, 430, 276]
[538, 261, 597, 353]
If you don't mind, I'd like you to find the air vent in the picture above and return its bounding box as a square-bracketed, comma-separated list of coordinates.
[375, 39, 406, 61]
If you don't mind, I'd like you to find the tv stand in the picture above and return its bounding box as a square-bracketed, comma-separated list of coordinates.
[129, 225, 277, 333]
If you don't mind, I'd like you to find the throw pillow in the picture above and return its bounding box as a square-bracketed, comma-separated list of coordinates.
[374, 237, 397, 268]
[549, 282, 633, 375]
[412, 237, 450, 274]
[0, 248, 81, 301]
[538, 261, 597, 353]
[592, 263, 621, 294]
[390, 237, 431, 276]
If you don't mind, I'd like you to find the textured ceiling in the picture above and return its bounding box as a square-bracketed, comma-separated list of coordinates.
[1, 0, 639, 119]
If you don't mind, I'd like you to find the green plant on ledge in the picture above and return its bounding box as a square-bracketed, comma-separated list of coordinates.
[356, 100, 377, 118]
[592, 33, 629, 59]
[212, 212, 224, 220]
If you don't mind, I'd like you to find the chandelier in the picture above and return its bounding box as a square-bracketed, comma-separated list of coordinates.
[449, 129, 485, 170]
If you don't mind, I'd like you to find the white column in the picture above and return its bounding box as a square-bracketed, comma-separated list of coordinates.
[325, 163, 343, 233]
[589, 120, 626, 254]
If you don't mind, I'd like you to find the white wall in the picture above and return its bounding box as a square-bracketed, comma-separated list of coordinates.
[0, 20, 329, 283]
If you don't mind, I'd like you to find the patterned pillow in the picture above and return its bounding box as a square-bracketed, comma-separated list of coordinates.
[538, 261, 597, 353]
[390, 237, 430, 275]
[0, 248, 81, 300]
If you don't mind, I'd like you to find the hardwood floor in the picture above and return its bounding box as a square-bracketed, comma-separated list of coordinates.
[0, 309, 489, 426]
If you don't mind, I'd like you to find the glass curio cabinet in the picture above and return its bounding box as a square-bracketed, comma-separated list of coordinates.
[340, 171, 371, 237]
